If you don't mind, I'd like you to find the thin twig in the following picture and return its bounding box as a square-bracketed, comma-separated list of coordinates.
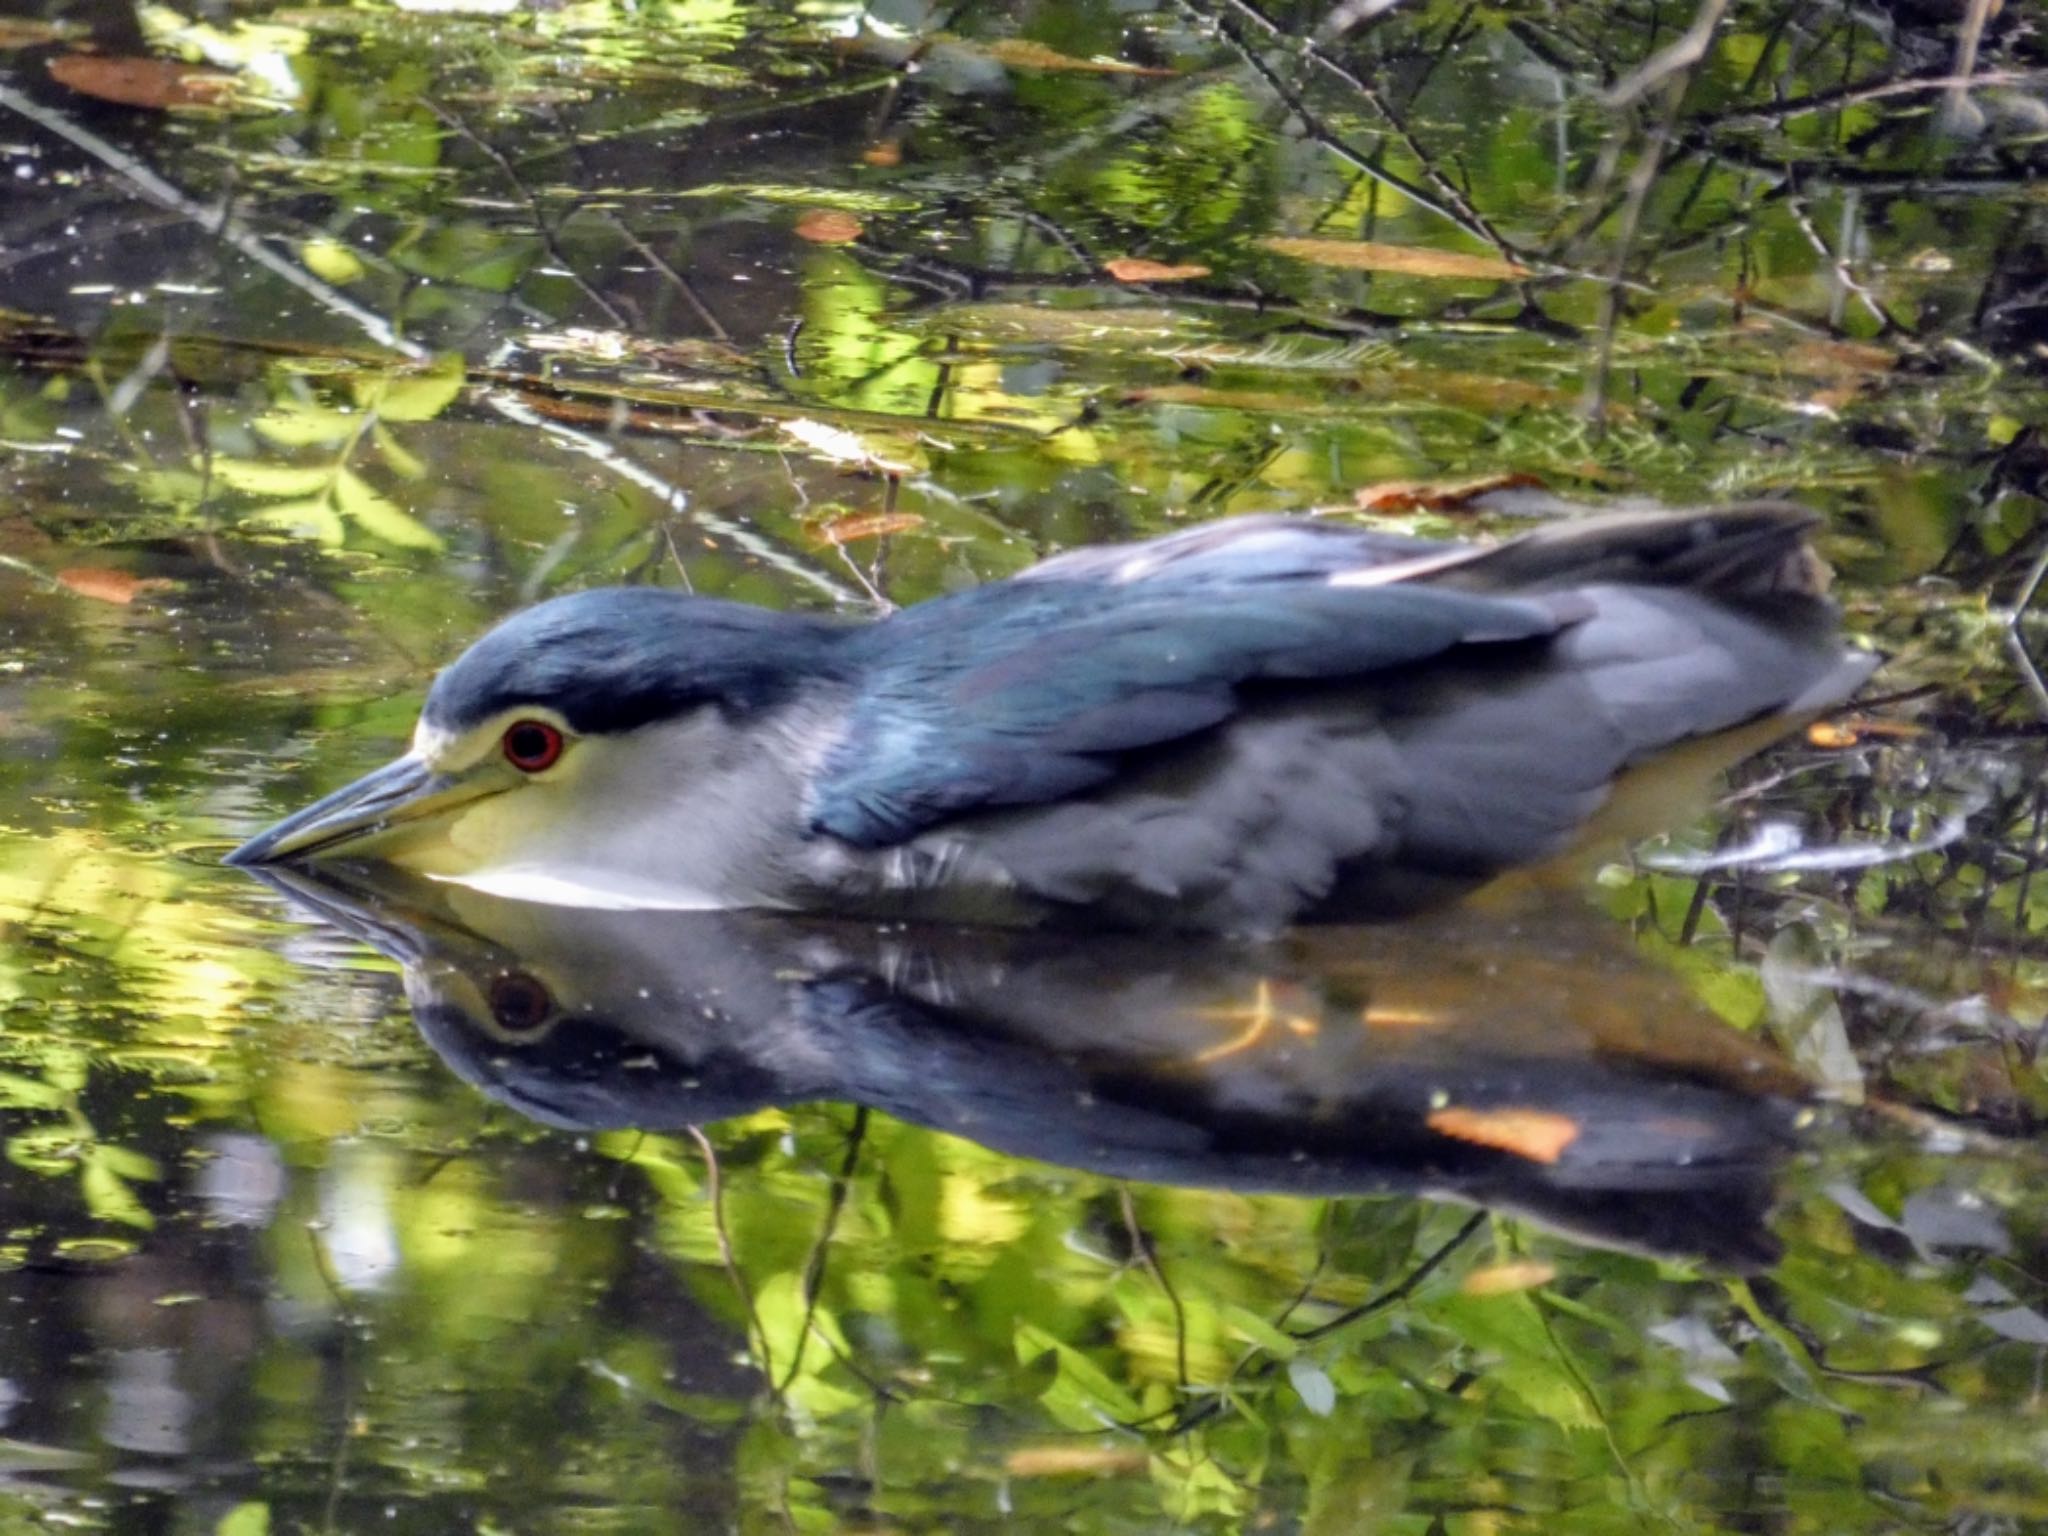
[481, 390, 858, 604]
[1781, 178, 1892, 333]
[1152, 1206, 1488, 1435]
[776, 1108, 869, 1396]
[1941, 0, 1999, 135]
[1291, 1209, 1487, 1342]
[1700, 68, 2047, 128]
[1582, 79, 1688, 422]
[430, 102, 627, 328]
[1119, 1186, 1190, 1390]
[688, 1125, 773, 1389]
[604, 213, 730, 341]
[1601, 0, 1731, 108]
[1189, 2, 1506, 253]
[1211, 0, 1519, 261]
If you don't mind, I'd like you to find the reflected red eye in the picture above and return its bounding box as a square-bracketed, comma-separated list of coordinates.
[502, 719, 564, 773]
[488, 971, 554, 1035]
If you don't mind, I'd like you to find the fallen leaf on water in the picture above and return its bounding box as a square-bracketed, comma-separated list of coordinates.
[794, 208, 863, 244]
[47, 54, 239, 110]
[0, 18, 77, 48]
[1258, 236, 1528, 281]
[782, 418, 922, 476]
[984, 38, 1177, 76]
[1359, 366, 1578, 414]
[1782, 337, 1898, 379]
[922, 302, 1206, 347]
[1003, 1445, 1150, 1477]
[1104, 258, 1212, 283]
[678, 184, 917, 213]
[810, 511, 925, 546]
[1426, 1105, 1579, 1164]
[56, 568, 171, 605]
[1807, 715, 1928, 749]
[1354, 472, 1544, 513]
[1460, 1261, 1558, 1297]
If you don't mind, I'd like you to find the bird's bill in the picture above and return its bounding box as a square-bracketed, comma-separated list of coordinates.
[226, 753, 485, 866]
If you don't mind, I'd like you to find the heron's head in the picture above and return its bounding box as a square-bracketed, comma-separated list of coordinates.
[226, 589, 844, 899]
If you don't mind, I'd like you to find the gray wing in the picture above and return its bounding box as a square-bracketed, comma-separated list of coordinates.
[895, 585, 1873, 931]
[809, 580, 1571, 848]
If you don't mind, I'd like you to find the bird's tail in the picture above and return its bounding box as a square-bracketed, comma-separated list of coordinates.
[1423, 502, 1832, 600]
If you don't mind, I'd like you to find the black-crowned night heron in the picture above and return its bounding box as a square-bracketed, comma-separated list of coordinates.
[228, 503, 1876, 932]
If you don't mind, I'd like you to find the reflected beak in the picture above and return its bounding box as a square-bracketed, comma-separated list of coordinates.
[227, 754, 476, 866]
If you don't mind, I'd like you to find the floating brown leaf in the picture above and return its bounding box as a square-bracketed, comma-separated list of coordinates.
[811, 512, 925, 546]
[1426, 1105, 1579, 1164]
[47, 54, 238, 111]
[0, 18, 76, 49]
[1359, 367, 1576, 414]
[1782, 337, 1898, 379]
[56, 568, 169, 605]
[1460, 1261, 1558, 1297]
[1259, 236, 1528, 281]
[794, 208, 863, 244]
[1103, 258, 1212, 283]
[984, 38, 1177, 77]
[1353, 472, 1544, 513]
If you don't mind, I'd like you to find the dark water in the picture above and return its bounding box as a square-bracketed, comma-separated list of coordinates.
[3, 1, 2048, 1530]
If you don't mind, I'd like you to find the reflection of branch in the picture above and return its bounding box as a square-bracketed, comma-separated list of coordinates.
[1118, 1186, 1189, 1390]
[1599, 0, 1730, 109]
[1582, 82, 1686, 422]
[688, 1125, 773, 1390]
[1942, 0, 1999, 135]
[1188, 1, 1507, 256]
[603, 214, 730, 341]
[1152, 1208, 1487, 1435]
[1209, 0, 1519, 262]
[430, 102, 627, 329]
[0, 83, 423, 361]
[482, 391, 860, 604]
[1643, 786, 1989, 875]
[1698, 68, 2047, 128]
[1780, 180, 1894, 334]
[776, 1107, 867, 1396]
[1290, 1209, 1487, 1342]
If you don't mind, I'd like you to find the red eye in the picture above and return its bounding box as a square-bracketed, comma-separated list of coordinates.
[502, 719, 564, 773]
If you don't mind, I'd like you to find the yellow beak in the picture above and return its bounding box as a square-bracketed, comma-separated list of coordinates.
[226, 754, 490, 866]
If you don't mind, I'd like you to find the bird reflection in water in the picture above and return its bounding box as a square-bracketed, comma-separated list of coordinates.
[257, 862, 1815, 1270]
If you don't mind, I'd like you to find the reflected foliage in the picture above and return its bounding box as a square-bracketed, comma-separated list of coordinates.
[3, 0, 2048, 1531]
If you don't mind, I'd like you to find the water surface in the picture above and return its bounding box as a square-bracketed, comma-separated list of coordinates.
[3, 1, 2048, 1530]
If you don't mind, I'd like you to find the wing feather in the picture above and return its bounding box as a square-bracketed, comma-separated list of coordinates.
[809, 583, 1568, 848]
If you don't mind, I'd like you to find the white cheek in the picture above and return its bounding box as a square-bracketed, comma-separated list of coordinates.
[429, 866, 735, 910]
[421, 707, 829, 911]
